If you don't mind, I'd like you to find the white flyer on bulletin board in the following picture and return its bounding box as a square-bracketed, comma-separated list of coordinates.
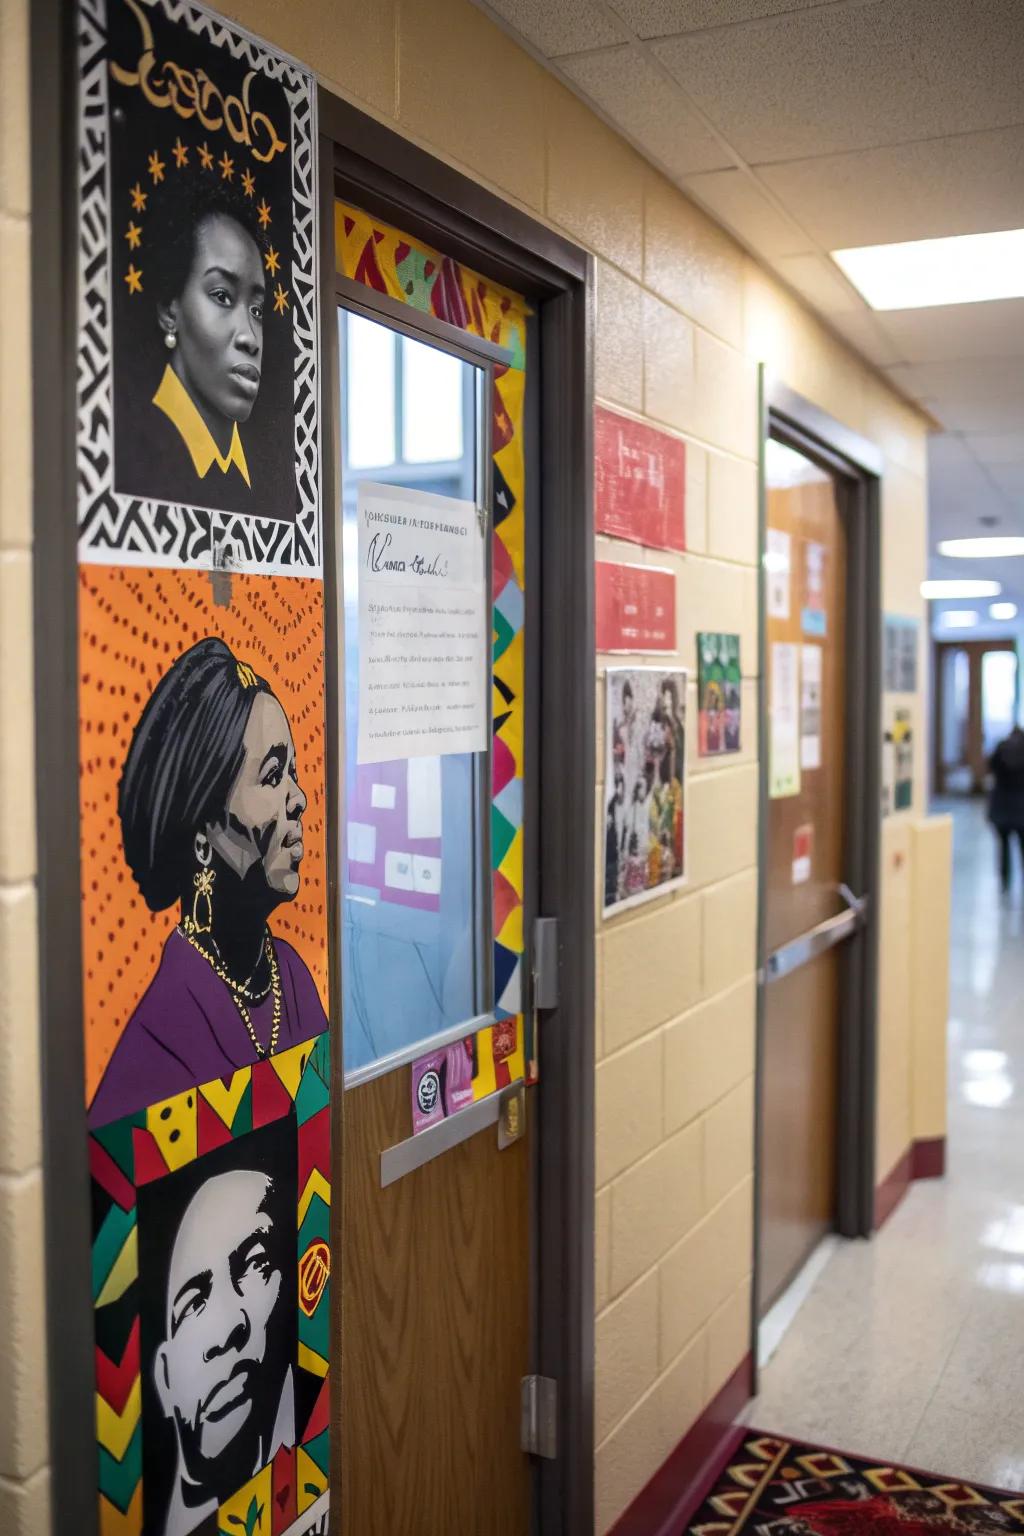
[770, 640, 801, 798]
[357, 482, 488, 765]
[800, 642, 823, 770]
[766, 528, 792, 620]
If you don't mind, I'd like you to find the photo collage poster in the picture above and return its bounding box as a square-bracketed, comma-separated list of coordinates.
[604, 667, 688, 916]
[697, 633, 741, 756]
[76, 4, 330, 1534]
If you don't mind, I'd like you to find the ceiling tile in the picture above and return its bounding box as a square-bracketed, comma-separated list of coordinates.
[989, 463, 1024, 503]
[964, 434, 1024, 468]
[885, 357, 1024, 435]
[652, 0, 1024, 165]
[872, 301, 1024, 367]
[768, 252, 863, 315]
[477, 0, 627, 56]
[609, 0, 829, 40]
[559, 45, 734, 177]
[826, 308, 904, 369]
[757, 126, 1024, 249]
[680, 167, 807, 256]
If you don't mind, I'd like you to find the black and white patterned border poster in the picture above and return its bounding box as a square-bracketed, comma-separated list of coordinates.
[77, 0, 321, 576]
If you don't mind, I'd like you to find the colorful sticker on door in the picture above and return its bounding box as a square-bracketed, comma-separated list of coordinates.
[792, 823, 814, 885]
[770, 641, 801, 799]
[594, 404, 686, 552]
[604, 667, 687, 915]
[335, 200, 532, 1097]
[801, 539, 827, 636]
[76, 6, 330, 1530]
[885, 705, 914, 813]
[697, 633, 741, 755]
[77, 0, 321, 575]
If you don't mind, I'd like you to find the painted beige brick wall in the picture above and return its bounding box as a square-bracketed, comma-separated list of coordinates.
[1, 0, 51, 1531]
[8, 1, 938, 1533]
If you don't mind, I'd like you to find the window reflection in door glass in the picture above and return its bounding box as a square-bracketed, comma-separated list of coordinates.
[983, 649, 1018, 758]
[338, 308, 490, 1079]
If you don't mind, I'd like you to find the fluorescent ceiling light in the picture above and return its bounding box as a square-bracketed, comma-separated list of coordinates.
[832, 228, 1024, 311]
[938, 537, 1024, 558]
[921, 579, 1001, 599]
[941, 611, 979, 628]
[990, 603, 1019, 620]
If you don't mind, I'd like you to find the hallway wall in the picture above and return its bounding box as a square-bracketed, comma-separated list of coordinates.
[7, 2, 943, 1534]
[0, 0, 50, 1531]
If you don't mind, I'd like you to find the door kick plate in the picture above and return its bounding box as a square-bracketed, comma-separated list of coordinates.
[498, 1082, 525, 1149]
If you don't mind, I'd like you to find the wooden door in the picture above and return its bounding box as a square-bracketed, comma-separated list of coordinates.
[333, 204, 534, 1535]
[760, 440, 847, 1313]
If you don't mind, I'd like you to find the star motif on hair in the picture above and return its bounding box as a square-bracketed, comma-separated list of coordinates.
[147, 149, 165, 184]
[171, 136, 189, 168]
[256, 198, 271, 230]
[125, 220, 142, 250]
[264, 245, 280, 276]
[198, 141, 214, 171]
[273, 282, 289, 315]
[124, 263, 143, 295]
[219, 151, 234, 180]
[241, 168, 256, 198]
[129, 181, 148, 211]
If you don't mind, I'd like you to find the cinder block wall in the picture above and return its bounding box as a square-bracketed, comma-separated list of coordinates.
[6, 1, 937, 1532]
[1, 0, 51, 1530]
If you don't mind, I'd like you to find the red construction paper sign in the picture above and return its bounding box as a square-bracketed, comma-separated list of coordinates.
[595, 562, 676, 652]
[595, 405, 686, 552]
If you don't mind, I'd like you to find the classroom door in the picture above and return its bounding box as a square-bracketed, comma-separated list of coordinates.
[333, 204, 535, 1535]
[934, 639, 1017, 794]
[759, 435, 856, 1313]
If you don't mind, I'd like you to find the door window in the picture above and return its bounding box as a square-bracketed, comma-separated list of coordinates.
[339, 308, 492, 1079]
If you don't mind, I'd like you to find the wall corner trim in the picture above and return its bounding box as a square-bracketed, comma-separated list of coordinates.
[874, 1135, 947, 1230]
[608, 1353, 754, 1536]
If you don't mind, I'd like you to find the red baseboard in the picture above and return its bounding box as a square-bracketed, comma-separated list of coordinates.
[874, 1135, 946, 1230]
[609, 1353, 753, 1536]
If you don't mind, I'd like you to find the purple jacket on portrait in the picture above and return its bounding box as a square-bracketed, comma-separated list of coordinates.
[88, 927, 327, 1129]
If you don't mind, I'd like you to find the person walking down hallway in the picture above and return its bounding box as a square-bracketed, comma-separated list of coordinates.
[988, 723, 1024, 891]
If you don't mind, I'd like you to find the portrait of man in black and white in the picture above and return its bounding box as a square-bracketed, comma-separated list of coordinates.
[137, 1116, 297, 1536]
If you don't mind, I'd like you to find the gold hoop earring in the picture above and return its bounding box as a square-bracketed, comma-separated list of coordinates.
[186, 835, 214, 935]
[190, 867, 215, 934]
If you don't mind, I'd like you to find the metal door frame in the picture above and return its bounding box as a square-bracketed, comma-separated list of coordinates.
[751, 374, 883, 1385]
[318, 96, 596, 1535]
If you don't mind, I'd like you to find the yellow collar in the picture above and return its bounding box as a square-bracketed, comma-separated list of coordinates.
[152, 364, 251, 487]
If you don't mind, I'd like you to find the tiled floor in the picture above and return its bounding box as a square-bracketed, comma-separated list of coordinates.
[744, 796, 1024, 1491]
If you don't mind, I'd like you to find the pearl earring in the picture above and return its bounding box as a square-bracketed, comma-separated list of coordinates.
[164, 331, 177, 350]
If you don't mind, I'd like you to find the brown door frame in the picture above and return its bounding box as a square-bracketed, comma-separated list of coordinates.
[933, 637, 1017, 795]
[317, 97, 596, 1534]
[752, 378, 883, 1385]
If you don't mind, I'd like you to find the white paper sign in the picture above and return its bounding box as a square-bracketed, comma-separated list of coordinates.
[770, 641, 801, 798]
[800, 643, 823, 770]
[357, 483, 488, 766]
[766, 528, 792, 620]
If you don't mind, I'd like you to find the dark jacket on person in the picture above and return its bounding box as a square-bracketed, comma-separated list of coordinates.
[988, 727, 1024, 829]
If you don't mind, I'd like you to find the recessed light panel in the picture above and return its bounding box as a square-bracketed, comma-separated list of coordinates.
[921, 580, 1001, 599]
[938, 537, 1024, 558]
[990, 603, 1019, 620]
[941, 611, 979, 628]
[832, 229, 1024, 311]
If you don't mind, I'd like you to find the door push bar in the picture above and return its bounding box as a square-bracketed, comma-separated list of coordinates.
[761, 883, 868, 985]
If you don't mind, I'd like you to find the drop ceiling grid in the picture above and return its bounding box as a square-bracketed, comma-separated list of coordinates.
[473, 0, 1024, 534]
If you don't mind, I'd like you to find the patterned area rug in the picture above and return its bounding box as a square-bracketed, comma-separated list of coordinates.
[686, 1432, 1024, 1533]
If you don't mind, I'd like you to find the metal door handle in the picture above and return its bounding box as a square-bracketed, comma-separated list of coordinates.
[762, 884, 868, 984]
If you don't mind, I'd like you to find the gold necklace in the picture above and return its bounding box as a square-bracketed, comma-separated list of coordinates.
[180, 927, 283, 1058]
